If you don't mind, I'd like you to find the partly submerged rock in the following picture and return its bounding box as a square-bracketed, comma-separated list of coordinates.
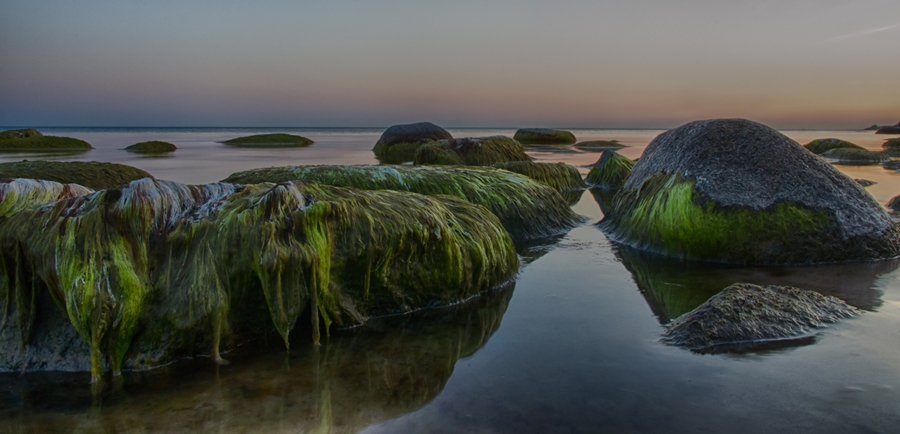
[414, 136, 531, 166]
[492, 161, 586, 192]
[0, 129, 92, 151]
[821, 147, 890, 164]
[0, 178, 518, 381]
[600, 118, 900, 264]
[125, 140, 177, 153]
[662, 283, 858, 351]
[803, 138, 864, 155]
[887, 195, 900, 212]
[224, 165, 581, 240]
[222, 133, 313, 147]
[883, 160, 900, 172]
[373, 122, 452, 163]
[875, 123, 900, 134]
[855, 179, 876, 187]
[863, 124, 880, 131]
[883, 137, 900, 149]
[0, 160, 152, 190]
[573, 140, 627, 152]
[513, 128, 576, 145]
[585, 150, 635, 189]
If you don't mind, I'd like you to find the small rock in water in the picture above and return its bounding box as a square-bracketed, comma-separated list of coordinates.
[662, 283, 858, 351]
[883, 160, 900, 172]
[854, 179, 876, 187]
[887, 195, 900, 212]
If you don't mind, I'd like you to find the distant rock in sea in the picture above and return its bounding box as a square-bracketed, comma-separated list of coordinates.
[863, 124, 880, 131]
[803, 138, 864, 155]
[854, 179, 876, 187]
[0, 160, 152, 190]
[414, 136, 531, 166]
[599, 118, 900, 264]
[0, 129, 92, 151]
[573, 140, 627, 152]
[513, 128, 577, 145]
[875, 122, 900, 134]
[222, 133, 313, 147]
[373, 122, 452, 163]
[820, 147, 890, 165]
[125, 140, 177, 153]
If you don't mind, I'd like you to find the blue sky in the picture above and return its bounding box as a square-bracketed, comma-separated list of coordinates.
[1, 0, 898, 128]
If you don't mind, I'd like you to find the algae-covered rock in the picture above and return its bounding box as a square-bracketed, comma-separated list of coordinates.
[884, 160, 900, 172]
[600, 118, 900, 264]
[0, 179, 93, 218]
[125, 141, 177, 153]
[491, 161, 586, 192]
[803, 138, 864, 154]
[573, 140, 627, 151]
[0, 129, 92, 151]
[821, 147, 890, 164]
[513, 128, 576, 145]
[875, 123, 900, 134]
[662, 283, 858, 351]
[855, 179, 876, 187]
[887, 195, 900, 212]
[224, 165, 581, 240]
[373, 122, 453, 163]
[414, 136, 531, 166]
[585, 150, 635, 189]
[0, 178, 517, 381]
[0, 160, 152, 190]
[222, 133, 313, 147]
[883, 137, 900, 150]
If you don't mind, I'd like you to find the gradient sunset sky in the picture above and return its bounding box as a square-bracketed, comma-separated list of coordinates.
[1, 0, 898, 128]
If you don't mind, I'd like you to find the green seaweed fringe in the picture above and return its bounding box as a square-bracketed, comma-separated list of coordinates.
[0, 178, 517, 382]
[803, 138, 864, 155]
[585, 150, 635, 189]
[373, 140, 438, 163]
[0, 161, 153, 190]
[492, 161, 586, 192]
[223, 165, 582, 240]
[414, 136, 531, 166]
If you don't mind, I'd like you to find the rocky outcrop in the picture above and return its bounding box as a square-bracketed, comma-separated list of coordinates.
[491, 161, 586, 192]
[585, 150, 634, 189]
[125, 141, 177, 153]
[372, 122, 452, 163]
[803, 138, 864, 154]
[513, 128, 576, 144]
[224, 165, 581, 240]
[875, 123, 900, 134]
[662, 283, 858, 351]
[222, 133, 313, 147]
[887, 195, 900, 212]
[574, 140, 626, 151]
[0, 178, 518, 381]
[0, 161, 152, 190]
[821, 147, 890, 164]
[414, 136, 531, 166]
[0, 129, 92, 151]
[599, 118, 900, 264]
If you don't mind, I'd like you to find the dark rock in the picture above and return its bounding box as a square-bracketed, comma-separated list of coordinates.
[662, 283, 858, 351]
[821, 147, 890, 164]
[803, 138, 864, 154]
[513, 128, 577, 145]
[854, 179, 876, 187]
[125, 140, 177, 153]
[600, 118, 900, 264]
[882, 137, 900, 149]
[373, 122, 452, 163]
[887, 195, 900, 212]
[222, 133, 313, 147]
[0, 160, 152, 190]
[414, 136, 531, 166]
[875, 123, 900, 134]
[573, 140, 626, 151]
[883, 160, 900, 172]
[863, 124, 880, 131]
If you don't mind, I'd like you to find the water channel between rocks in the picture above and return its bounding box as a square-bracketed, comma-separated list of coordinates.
[2, 128, 899, 433]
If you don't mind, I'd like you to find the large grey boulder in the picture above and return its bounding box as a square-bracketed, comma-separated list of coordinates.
[600, 118, 900, 264]
[372, 122, 452, 163]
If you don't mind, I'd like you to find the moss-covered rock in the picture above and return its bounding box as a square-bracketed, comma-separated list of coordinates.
[0, 178, 518, 382]
[0, 161, 152, 190]
[883, 137, 900, 149]
[803, 138, 864, 154]
[0, 178, 92, 218]
[875, 123, 900, 134]
[885, 160, 900, 172]
[585, 150, 635, 189]
[600, 119, 900, 264]
[373, 122, 453, 163]
[513, 128, 576, 145]
[662, 283, 858, 351]
[414, 136, 531, 166]
[821, 147, 890, 164]
[0, 129, 92, 151]
[222, 133, 313, 147]
[491, 161, 586, 192]
[223, 165, 581, 240]
[573, 140, 627, 152]
[125, 140, 177, 153]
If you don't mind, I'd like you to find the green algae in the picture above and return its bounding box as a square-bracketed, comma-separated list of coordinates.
[125, 141, 177, 153]
[491, 161, 586, 192]
[803, 138, 864, 155]
[222, 133, 313, 147]
[0, 179, 92, 218]
[0, 161, 152, 190]
[821, 147, 890, 164]
[513, 129, 576, 145]
[0, 178, 518, 382]
[585, 150, 635, 189]
[223, 165, 582, 240]
[414, 136, 531, 166]
[373, 141, 436, 164]
[573, 140, 626, 151]
[0, 129, 93, 151]
[600, 172, 833, 264]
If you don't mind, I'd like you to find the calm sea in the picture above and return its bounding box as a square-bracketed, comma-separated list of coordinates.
[2, 127, 899, 433]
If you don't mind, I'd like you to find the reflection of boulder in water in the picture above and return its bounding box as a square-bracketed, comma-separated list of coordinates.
[615, 245, 899, 324]
[0, 284, 514, 433]
[589, 187, 617, 216]
[662, 283, 858, 353]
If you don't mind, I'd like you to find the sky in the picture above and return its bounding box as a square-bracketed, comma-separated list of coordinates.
[1, 0, 898, 129]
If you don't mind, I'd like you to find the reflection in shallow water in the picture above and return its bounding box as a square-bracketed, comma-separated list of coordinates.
[615, 245, 900, 324]
[0, 284, 514, 433]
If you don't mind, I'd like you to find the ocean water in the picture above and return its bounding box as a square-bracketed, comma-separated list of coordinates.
[1, 127, 899, 433]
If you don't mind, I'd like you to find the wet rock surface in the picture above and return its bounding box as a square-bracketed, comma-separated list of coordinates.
[601, 118, 900, 264]
[662, 283, 859, 351]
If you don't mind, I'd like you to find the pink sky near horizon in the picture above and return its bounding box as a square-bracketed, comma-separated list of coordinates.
[1, 0, 898, 129]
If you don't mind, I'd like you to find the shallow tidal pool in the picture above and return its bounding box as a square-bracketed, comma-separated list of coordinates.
[2, 127, 899, 433]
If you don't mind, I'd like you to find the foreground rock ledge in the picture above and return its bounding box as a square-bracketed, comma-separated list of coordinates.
[662, 283, 858, 351]
[0, 178, 518, 381]
[600, 118, 900, 264]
